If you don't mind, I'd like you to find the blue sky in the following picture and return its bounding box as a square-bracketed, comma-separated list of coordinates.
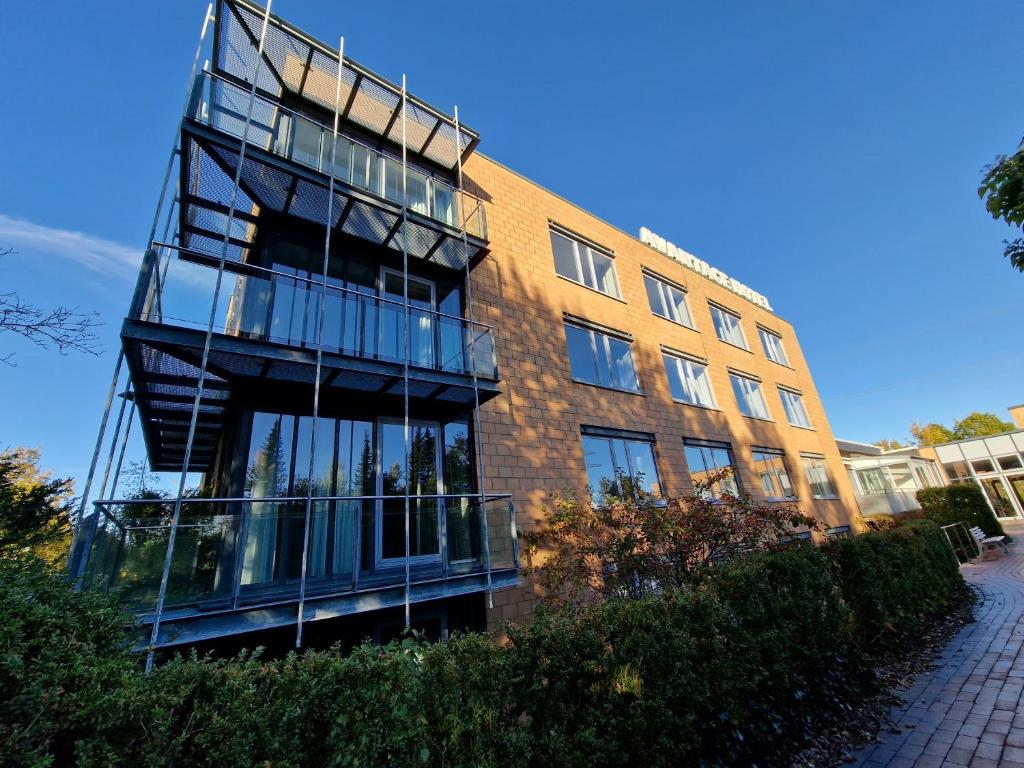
[1, 1, 1022, 487]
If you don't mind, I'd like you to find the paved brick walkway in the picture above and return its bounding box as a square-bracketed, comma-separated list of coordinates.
[851, 520, 1024, 768]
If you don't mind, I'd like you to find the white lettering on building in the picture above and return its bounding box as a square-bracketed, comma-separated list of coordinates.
[638, 227, 772, 311]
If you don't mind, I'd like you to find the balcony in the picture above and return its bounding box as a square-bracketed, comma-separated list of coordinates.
[123, 249, 501, 472]
[75, 494, 518, 648]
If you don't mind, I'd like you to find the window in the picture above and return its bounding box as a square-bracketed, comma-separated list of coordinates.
[802, 454, 838, 499]
[709, 304, 747, 349]
[644, 273, 693, 327]
[751, 449, 795, 500]
[778, 388, 812, 428]
[684, 440, 740, 499]
[730, 372, 770, 420]
[564, 321, 640, 392]
[855, 467, 890, 495]
[971, 458, 996, 474]
[997, 455, 1023, 471]
[549, 228, 620, 298]
[582, 429, 661, 503]
[758, 327, 789, 366]
[826, 525, 851, 540]
[662, 352, 716, 408]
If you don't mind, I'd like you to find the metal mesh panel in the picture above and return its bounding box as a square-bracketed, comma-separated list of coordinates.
[387, 101, 434, 155]
[342, 201, 397, 243]
[148, 383, 229, 400]
[422, 121, 460, 168]
[328, 370, 386, 391]
[386, 378, 438, 397]
[302, 49, 357, 114]
[287, 180, 346, 227]
[436, 386, 475, 403]
[207, 144, 291, 212]
[266, 361, 316, 383]
[431, 239, 473, 270]
[392, 221, 438, 259]
[205, 350, 266, 377]
[220, 3, 282, 95]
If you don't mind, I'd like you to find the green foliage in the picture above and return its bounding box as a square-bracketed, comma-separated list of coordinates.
[873, 438, 911, 451]
[917, 484, 1007, 539]
[0, 447, 73, 563]
[979, 142, 1024, 271]
[910, 421, 956, 446]
[950, 411, 1015, 440]
[0, 523, 965, 767]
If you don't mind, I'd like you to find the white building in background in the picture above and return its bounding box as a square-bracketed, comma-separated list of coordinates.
[836, 439, 945, 517]
[917, 407, 1024, 520]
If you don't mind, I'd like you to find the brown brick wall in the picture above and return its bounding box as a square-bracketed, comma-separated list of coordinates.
[460, 153, 860, 630]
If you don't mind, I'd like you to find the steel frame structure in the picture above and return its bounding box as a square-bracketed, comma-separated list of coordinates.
[69, 0, 510, 666]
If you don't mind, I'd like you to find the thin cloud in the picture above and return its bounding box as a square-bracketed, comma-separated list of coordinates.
[0, 213, 141, 282]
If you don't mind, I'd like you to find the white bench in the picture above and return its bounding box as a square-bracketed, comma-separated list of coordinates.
[969, 526, 1007, 561]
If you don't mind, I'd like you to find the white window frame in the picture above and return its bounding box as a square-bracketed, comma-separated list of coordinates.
[644, 272, 694, 328]
[709, 304, 748, 349]
[729, 372, 771, 420]
[582, 432, 663, 503]
[662, 351, 716, 408]
[778, 387, 812, 429]
[564, 321, 641, 393]
[801, 454, 839, 499]
[758, 327, 789, 366]
[751, 449, 797, 501]
[550, 228, 621, 299]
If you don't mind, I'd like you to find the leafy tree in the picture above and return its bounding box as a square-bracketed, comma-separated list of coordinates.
[979, 139, 1024, 272]
[0, 447, 73, 563]
[524, 469, 822, 605]
[952, 411, 1015, 439]
[910, 422, 955, 447]
[873, 438, 911, 451]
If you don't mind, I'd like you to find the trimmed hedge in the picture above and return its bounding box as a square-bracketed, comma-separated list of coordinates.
[917, 484, 1008, 539]
[2, 521, 966, 767]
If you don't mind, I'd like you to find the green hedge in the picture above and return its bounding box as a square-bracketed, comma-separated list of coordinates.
[917, 484, 1008, 539]
[2, 522, 966, 768]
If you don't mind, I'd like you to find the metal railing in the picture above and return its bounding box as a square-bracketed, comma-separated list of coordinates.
[133, 248, 498, 378]
[190, 70, 487, 240]
[79, 494, 517, 615]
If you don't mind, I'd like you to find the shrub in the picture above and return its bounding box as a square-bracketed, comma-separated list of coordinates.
[917, 484, 1008, 539]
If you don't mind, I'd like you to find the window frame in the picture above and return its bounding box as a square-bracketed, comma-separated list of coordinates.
[661, 349, 716, 409]
[563, 319, 642, 394]
[643, 270, 694, 328]
[729, 370, 772, 420]
[801, 453, 839, 500]
[683, 439, 741, 501]
[778, 386, 813, 429]
[757, 326, 789, 366]
[549, 226, 622, 299]
[581, 427, 662, 504]
[750, 448, 797, 501]
[709, 302, 749, 350]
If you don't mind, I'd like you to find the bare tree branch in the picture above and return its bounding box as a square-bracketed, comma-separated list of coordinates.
[0, 248, 102, 365]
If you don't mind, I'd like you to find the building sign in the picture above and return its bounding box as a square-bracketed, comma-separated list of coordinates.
[639, 227, 772, 311]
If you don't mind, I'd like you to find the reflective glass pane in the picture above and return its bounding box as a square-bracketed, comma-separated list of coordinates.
[590, 250, 620, 298]
[608, 337, 638, 391]
[583, 436, 619, 501]
[551, 231, 580, 282]
[565, 324, 598, 384]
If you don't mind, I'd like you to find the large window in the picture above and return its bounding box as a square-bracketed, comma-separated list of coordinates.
[662, 351, 715, 408]
[801, 454, 838, 499]
[709, 304, 747, 349]
[730, 372, 771, 420]
[564, 321, 640, 392]
[644, 272, 693, 327]
[550, 228, 621, 298]
[684, 440, 740, 500]
[758, 327, 789, 366]
[778, 387, 812, 428]
[751, 449, 795, 500]
[582, 429, 661, 503]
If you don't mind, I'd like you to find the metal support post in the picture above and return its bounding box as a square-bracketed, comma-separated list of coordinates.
[296, 36, 345, 650]
[145, 0, 273, 674]
[401, 75, 412, 629]
[453, 106, 494, 608]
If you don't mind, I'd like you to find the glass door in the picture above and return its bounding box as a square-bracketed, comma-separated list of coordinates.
[980, 477, 1017, 519]
[376, 420, 441, 566]
[380, 269, 435, 368]
[1005, 475, 1024, 518]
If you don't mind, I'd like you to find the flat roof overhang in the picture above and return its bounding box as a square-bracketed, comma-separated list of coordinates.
[122, 318, 501, 473]
[179, 125, 488, 274]
[135, 569, 520, 649]
[214, 0, 479, 172]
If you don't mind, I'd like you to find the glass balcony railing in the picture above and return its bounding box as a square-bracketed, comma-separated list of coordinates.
[133, 251, 498, 379]
[79, 494, 517, 615]
[191, 71, 487, 240]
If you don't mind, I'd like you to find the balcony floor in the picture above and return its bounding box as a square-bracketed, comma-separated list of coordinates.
[123, 318, 500, 472]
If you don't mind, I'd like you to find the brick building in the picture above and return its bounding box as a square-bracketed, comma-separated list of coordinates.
[70, 0, 858, 654]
